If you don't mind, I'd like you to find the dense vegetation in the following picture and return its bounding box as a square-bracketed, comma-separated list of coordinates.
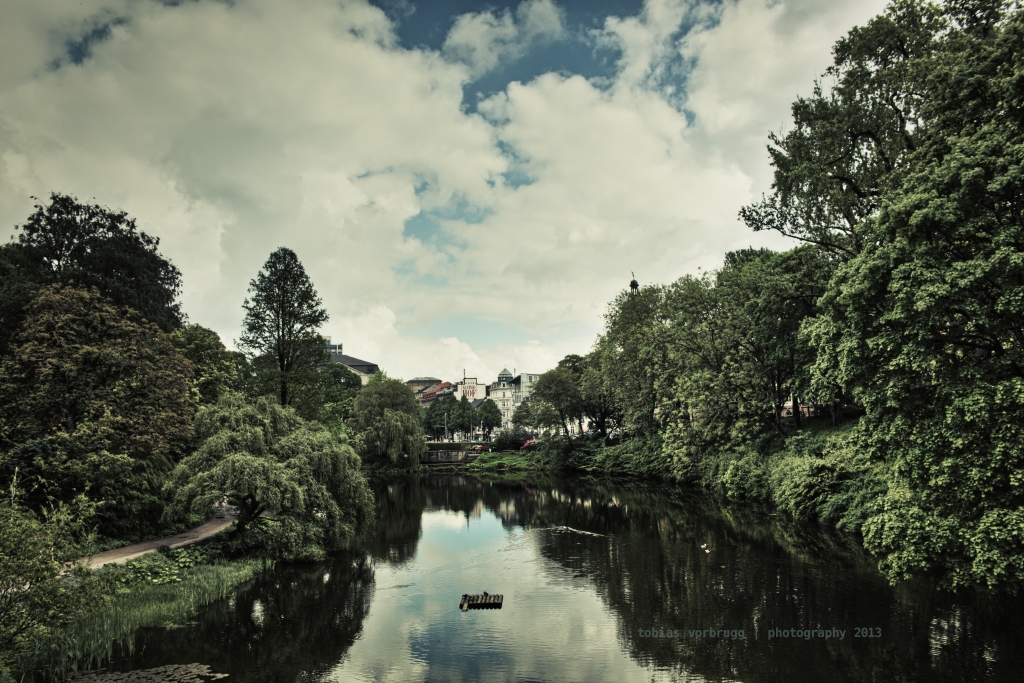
[524, 0, 1024, 592]
[0, 196, 415, 678]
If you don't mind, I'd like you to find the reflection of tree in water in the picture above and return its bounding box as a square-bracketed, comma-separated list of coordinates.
[109, 553, 374, 683]
[362, 476, 430, 566]
[515, 479, 1023, 683]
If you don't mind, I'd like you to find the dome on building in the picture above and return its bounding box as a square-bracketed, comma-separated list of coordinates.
[498, 367, 513, 380]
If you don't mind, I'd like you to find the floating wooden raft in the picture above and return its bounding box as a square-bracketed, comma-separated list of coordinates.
[460, 593, 503, 611]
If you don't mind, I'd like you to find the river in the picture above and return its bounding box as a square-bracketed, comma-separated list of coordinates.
[105, 474, 1023, 682]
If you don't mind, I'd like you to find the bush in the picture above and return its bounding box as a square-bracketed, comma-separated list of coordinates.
[491, 427, 531, 451]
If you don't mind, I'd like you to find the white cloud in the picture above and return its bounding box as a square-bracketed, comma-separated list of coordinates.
[0, 0, 890, 384]
[443, 0, 565, 78]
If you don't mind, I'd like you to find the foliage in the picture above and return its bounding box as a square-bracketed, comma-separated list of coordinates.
[2, 193, 184, 341]
[477, 398, 503, 438]
[0, 492, 96, 677]
[19, 556, 264, 681]
[532, 367, 582, 438]
[423, 395, 457, 440]
[238, 248, 328, 407]
[169, 324, 238, 405]
[165, 392, 372, 560]
[806, 1, 1024, 590]
[290, 362, 363, 427]
[348, 374, 426, 467]
[491, 426, 531, 451]
[0, 285, 195, 536]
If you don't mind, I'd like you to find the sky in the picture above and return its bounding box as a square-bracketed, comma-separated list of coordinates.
[0, 0, 889, 383]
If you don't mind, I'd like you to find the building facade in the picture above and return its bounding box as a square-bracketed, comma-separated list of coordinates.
[490, 368, 515, 428]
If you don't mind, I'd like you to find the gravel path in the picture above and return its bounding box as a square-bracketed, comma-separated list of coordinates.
[82, 511, 237, 569]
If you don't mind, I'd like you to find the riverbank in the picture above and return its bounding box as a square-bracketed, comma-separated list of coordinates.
[15, 549, 267, 682]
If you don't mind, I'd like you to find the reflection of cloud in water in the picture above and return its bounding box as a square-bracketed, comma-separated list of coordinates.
[327, 508, 695, 683]
[419, 510, 469, 532]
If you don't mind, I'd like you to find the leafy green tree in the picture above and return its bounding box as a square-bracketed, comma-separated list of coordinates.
[0, 285, 195, 536]
[424, 395, 457, 440]
[533, 367, 582, 439]
[291, 362, 363, 427]
[578, 343, 617, 437]
[348, 374, 426, 466]
[477, 398, 503, 440]
[3, 193, 185, 336]
[238, 248, 328, 408]
[170, 324, 238, 405]
[738, 1, 944, 259]
[451, 396, 475, 439]
[511, 398, 532, 429]
[807, 0, 1024, 590]
[164, 392, 372, 559]
[600, 285, 668, 435]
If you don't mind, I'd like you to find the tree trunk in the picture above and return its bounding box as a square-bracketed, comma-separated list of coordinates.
[792, 393, 802, 428]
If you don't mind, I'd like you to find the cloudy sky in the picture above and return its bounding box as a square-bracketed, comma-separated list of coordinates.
[1, 0, 888, 383]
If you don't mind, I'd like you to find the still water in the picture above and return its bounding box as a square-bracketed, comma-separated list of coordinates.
[112, 475, 1023, 682]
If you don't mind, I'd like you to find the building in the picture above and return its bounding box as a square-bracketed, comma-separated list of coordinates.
[490, 368, 515, 428]
[324, 337, 380, 385]
[419, 381, 454, 407]
[453, 376, 487, 402]
[407, 377, 441, 393]
[511, 372, 541, 408]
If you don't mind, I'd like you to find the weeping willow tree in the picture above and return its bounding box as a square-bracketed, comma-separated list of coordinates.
[348, 373, 425, 468]
[164, 392, 372, 560]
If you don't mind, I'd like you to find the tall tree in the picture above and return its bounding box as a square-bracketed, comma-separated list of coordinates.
[807, 0, 1024, 590]
[238, 248, 328, 407]
[0, 285, 195, 536]
[4, 193, 185, 334]
[533, 367, 582, 439]
[477, 398, 503, 440]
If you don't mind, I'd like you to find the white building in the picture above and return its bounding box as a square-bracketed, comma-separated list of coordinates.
[453, 376, 487, 402]
[490, 368, 515, 428]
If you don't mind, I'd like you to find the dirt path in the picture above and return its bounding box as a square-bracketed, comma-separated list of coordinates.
[82, 512, 237, 569]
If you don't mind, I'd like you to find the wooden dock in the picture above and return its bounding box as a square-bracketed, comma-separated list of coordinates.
[460, 593, 503, 611]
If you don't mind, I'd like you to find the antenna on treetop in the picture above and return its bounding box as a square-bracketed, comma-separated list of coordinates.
[629, 271, 639, 295]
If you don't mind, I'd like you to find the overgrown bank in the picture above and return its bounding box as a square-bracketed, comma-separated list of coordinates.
[6, 546, 265, 683]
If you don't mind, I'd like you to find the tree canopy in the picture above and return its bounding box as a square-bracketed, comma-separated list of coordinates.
[164, 392, 372, 560]
[1, 193, 184, 338]
[348, 374, 426, 466]
[0, 284, 195, 536]
[238, 248, 328, 408]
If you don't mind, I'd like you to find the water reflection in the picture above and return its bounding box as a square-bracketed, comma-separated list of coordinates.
[111, 475, 1023, 683]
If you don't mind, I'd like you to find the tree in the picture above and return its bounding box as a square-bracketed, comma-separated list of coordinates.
[806, 0, 1024, 590]
[4, 193, 185, 333]
[170, 324, 238, 405]
[477, 399, 502, 440]
[738, 1, 944, 259]
[601, 285, 668, 435]
[424, 396, 457, 440]
[0, 285, 195, 536]
[348, 374, 426, 466]
[291, 362, 363, 427]
[532, 367, 582, 439]
[451, 396, 475, 439]
[511, 398, 533, 429]
[238, 248, 328, 408]
[578, 344, 617, 437]
[164, 392, 372, 559]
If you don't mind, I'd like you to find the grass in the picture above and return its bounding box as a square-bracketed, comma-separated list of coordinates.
[464, 451, 537, 472]
[18, 557, 266, 682]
